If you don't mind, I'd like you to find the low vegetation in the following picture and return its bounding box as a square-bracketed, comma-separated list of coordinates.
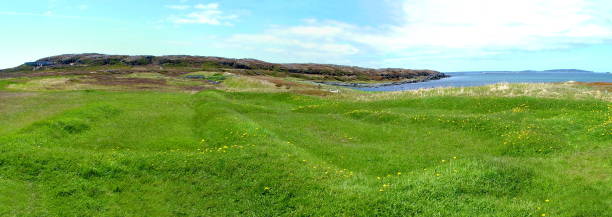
[0, 72, 610, 216]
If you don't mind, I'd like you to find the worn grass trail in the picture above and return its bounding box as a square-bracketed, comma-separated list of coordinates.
[0, 90, 610, 216]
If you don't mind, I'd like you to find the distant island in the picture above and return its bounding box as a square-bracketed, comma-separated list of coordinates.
[449, 69, 597, 74]
[522, 69, 595, 73]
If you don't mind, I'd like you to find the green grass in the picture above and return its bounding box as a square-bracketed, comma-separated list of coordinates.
[0, 85, 610, 216]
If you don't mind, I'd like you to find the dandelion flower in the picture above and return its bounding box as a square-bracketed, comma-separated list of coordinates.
[397, 172, 401, 175]
[264, 187, 271, 190]
[545, 199, 550, 202]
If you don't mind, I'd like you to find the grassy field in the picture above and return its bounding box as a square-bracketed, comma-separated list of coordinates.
[0, 74, 610, 216]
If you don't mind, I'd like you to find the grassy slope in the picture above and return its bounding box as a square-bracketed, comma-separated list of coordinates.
[0, 81, 610, 216]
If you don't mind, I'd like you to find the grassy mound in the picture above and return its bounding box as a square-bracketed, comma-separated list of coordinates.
[0, 83, 609, 216]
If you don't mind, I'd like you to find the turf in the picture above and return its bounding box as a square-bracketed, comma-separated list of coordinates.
[0, 85, 610, 216]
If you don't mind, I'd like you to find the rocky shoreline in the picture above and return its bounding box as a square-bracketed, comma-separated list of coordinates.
[316, 73, 450, 88]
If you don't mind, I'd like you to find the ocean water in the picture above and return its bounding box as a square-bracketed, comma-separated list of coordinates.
[356, 72, 612, 91]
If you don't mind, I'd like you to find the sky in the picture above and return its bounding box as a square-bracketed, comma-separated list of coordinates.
[1, 0, 611, 72]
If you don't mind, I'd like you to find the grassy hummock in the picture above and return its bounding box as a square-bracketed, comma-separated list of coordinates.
[0, 74, 610, 216]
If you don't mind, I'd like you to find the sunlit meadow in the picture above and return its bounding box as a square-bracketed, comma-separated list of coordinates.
[0, 75, 609, 216]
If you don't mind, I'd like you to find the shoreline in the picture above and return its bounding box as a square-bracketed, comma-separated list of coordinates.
[315, 73, 450, 88]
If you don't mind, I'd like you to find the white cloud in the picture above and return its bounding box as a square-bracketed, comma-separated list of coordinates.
[224, 21, 360, 62]
[356, 0, 612, 51]
[194, 3, 219, 10]
[166, 5, 190, 10]
[222, 0, 612, 64]
[170, 2, 237, 25]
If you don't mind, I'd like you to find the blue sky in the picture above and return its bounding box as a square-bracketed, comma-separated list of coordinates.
[1, 0, 611, 72]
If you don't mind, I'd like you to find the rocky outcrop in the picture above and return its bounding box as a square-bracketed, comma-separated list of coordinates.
[316, 73, 449, 88]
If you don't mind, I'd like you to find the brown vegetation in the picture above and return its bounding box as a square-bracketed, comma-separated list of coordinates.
[82, 75, 168, 86]
[574, 82, 612, 91]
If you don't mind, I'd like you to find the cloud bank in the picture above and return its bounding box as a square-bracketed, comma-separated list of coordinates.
[222, 0, 612, 64]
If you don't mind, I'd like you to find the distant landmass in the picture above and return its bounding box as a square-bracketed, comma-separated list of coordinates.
[523, 69, 595, 73]
[450, 69, 597, 74]
[0, 53, 446, 83]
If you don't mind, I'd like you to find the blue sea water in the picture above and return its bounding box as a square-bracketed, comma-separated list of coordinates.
[356, 72, 612, 91]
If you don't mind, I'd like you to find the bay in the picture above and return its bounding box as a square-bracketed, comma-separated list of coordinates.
[356, 71, 612, 91]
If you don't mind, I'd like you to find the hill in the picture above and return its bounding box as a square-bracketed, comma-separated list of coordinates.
[0, 53, 446, 83]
